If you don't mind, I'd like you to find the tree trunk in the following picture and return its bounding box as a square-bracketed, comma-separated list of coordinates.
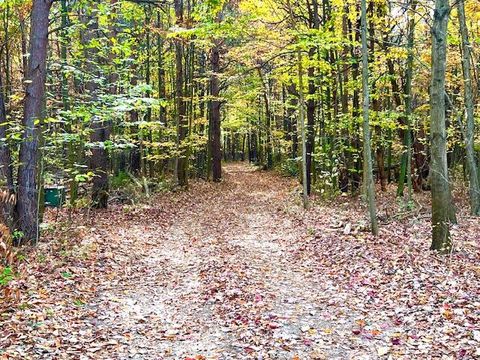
[457, 0, 480, 215]
[210, 45, 222, 182]
[430, 0, 453, 252]
[257, 67, 273, 169]
[360, 0, 378, 236]
[403, 0, 416, 203]
[175, 0, 188, 186]
[306, 49, 316, 195]
[298, 49, 309, 209]
[367, 2, 386, 192]
[0, 74, 14, 227]
[349, 16, 362, 193]
[157, 10, 167, 132]
[305, 0, 320, 194]
[85, 6, 109, 208]
[16, 0, 53, 243]
[396, 0, 417, 200]
[0, 75, 13, 194]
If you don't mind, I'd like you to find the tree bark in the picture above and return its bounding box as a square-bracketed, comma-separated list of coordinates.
[396, 0, 416, 200]
[298, 49, 308, 209]
[175, 0, 188, 186]
[367, 2, 386, 192]
[257, 67, 273, 169]
[349, 16, 362, 192]
[0, 74, 13, 194]
[360, 0, 378, 235]
[430, 0, 453, 252]
[0, 73, 14, 227]
[157, 10, 166, 127]
[305, 0, 320, 194]
[16, 0, 53, 243]
[85, 5, 110, 208]
[210, 45, 222, 182]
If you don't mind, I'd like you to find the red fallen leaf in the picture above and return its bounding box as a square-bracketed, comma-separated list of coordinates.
[268, 322, 280, 329]
[254, 294, 263, 302]
[352, 329, 361, 335]
[393, 318, 403, 326]
[391, 337, 401, 345]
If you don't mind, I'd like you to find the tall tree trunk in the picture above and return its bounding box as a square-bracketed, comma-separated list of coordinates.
[175, 0, 188, 186]
[0, 74, 14, 227]
[349, 16, 362, 193]
[403, 0, 416, 202]
[17, 0, 53, 243]
[60, 0, 79, 205]
[257, 67, 273, 169]
[457, 0, 480, 215]
[305, 0, 320, 194]
[430, 0, 453, 252]
[339, 8, 350, 193]
[367, 2, 386, 192]
[3, 6, 10, 100]
[210, 45, 222, 182]
[287, 84, 298, 159]
[0, 75, 13, 194]
[157, 11, 166, 126]
[86, 6, 109, 208]
[306, 50, 316, 195]
[298, 49, 309, 209]
[360, 0, 378, 235]
[144, 8, 152, 177]
[397, 0, 416, 200]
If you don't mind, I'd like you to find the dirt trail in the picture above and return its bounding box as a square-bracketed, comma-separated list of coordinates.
[87, 163, 366, 359]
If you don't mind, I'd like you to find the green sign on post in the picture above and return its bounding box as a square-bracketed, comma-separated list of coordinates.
[44, 186, 66, 208]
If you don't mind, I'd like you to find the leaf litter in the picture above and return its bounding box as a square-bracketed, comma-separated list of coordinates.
[1, 163, 479, 359]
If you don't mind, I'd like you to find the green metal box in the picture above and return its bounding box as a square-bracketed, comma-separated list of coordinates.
[44, 186, 66, 207]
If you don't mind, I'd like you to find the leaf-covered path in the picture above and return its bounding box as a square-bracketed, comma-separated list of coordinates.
[91, 163, 340, 359]
[2, 163, 480, 359]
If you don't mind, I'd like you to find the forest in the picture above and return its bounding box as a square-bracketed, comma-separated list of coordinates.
[0, 0, 480, 358]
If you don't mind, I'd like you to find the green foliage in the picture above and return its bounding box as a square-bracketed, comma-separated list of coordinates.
[61, 271, 73, 279]
[0, 267, 13, 286]
[111, 171, 131, 190]
[279, 158, 299, 177]
[11, 231, 24, 243]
